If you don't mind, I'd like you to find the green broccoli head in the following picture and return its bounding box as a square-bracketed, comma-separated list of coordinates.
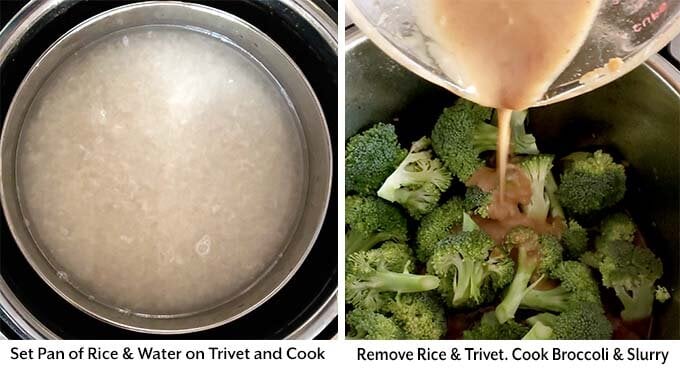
[562, 219, 589, 259]
[463, 311, 529, 340]
[387, 182, 442, 220]
[386, 292, 447, 340]
[365, 242, 416, 273]
[416, 197, 464, 262]
[656, 286, 671, 303]
[550, 261, 600, 303]
[345, 244, 440, 311]
[431, 99, 538, 182]
[527, 302, 612, 340]
[495, 228, 563, 324]
[346, 123, 407, 195]
[427, 229, 514, 308]
[520, 261, 601, 313]
[557, 151, 626, 215]
[597, 212, 636, 248]
[377, 137, 452, 219]
[590, 240, 663, 321]
[463, 186, 493, 219]
[346, 308, 405, 340]
[519, 154, 555, 221]
[536, 234, 564, 274]
[345, 195, 408, 254]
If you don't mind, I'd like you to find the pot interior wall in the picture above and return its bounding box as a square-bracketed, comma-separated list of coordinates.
[346, 36, 679, 339]
[0, 0, 337, 339]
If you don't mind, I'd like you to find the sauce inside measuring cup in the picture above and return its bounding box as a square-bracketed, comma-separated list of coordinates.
[413, 0, 602, 191]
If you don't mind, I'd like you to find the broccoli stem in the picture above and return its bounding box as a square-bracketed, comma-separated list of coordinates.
[462, 212, 479, 232]
[448, 254, 487, 307]
[468, 262, 488, 304]
[520, 286, 570, 312]
[510, 110, 539, 155]
[545, 173, 564, 219]
[526, 312, 558, 327]
[368, 271, 440, 293]
[522, 321, 554, 340]
[345, 230, 395, 255]
[615, 282, 655, 321]
[495, 249, 540, 323]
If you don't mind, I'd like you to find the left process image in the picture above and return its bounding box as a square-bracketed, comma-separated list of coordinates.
[0, 0, 337, 339]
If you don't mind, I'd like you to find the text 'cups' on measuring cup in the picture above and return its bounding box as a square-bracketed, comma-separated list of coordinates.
[347, 0, 680, 108]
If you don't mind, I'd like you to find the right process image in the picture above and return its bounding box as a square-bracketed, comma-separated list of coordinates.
[344, 0, 680, 340]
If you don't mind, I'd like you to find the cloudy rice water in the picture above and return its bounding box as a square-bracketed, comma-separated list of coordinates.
[16, 26, 307, 316]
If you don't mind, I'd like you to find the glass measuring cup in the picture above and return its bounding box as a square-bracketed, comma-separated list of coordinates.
[347, 0, 680, 107]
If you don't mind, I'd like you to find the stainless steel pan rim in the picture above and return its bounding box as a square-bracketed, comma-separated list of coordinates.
[1, 1, 332, 335]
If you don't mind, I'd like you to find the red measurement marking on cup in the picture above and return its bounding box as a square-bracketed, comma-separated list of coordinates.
[633, 1, 668, 32]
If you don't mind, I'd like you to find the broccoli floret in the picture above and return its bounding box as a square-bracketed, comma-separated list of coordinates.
[520, 261, 601, 313]
[519, 154, 555, 221]
[562, 219, 589, 259]
[546, 171, 564, 219]
[345, 244, 440, 311]
[431, 99, 538, 182]
[656, 286, 671, 303]
[345, 195, 408, 254]
[521, 321, 554, 340]
[415, 197, 464, 262]
[346, 123, 407, 195]
[366, 242, 416, 272]
[387, 184, 441, 221]
[495, 228, 563, 323]
[386, 292, 447, 340]
[526, 302, 612, 339]
[558, 151, 626, 215]
[427, 228, 514, 308]
[595, 212, 635, 249]
[346, 308, 405, 340]
[463, 311, 529, 340]
[378, 137, 452, 219]
[585, 240, 664, 321]
[463, 186, 493, 219]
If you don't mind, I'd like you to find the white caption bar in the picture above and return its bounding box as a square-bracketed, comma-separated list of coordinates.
[1, 340, 679, 373]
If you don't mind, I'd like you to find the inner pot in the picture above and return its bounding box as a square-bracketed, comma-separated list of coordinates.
[0, 1, 332, 334]
[346, 30, 679, 339]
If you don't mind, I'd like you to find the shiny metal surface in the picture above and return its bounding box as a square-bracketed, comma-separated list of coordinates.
[285, 289, 337, 339]
[280, 0, 336, 54]
[346, 29, 680, 339]
[0, 0, 76, 63]
[1, 1, 332, 335]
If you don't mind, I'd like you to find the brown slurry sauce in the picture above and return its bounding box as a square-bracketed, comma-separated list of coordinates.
[460, 165, 652, 338]
[466, 165, 564, 243]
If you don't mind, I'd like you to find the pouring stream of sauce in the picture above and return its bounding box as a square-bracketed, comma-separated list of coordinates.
[414, 0, 602, 189]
